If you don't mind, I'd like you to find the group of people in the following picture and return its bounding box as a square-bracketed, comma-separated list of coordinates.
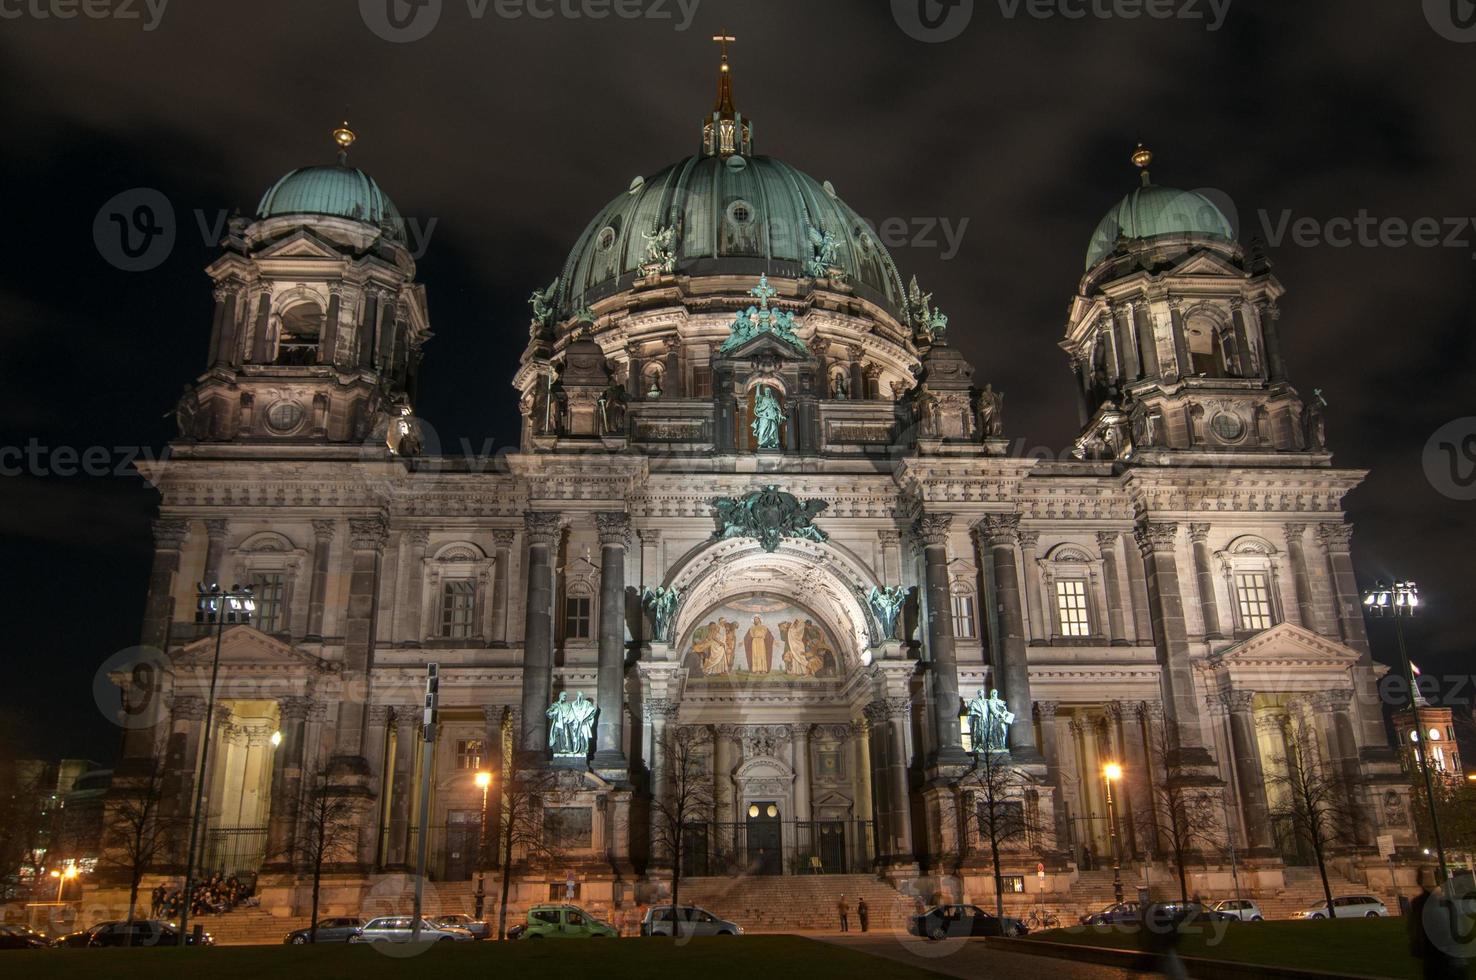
[149, 874, 254, 919]
[836, 895, 870, 932]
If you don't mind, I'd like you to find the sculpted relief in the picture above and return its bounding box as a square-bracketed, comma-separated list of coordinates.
[684, 594, 841, 683]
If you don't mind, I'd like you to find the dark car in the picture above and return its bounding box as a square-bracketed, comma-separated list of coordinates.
[0, 925, 49, 949]
[285, 917, 363, 944]
[1145, 901, 1238, 926]
[52, 926, 104, 948]
[908, 904, 1028, 940]
[87, 920, 214, 947]
[1079, 901, 1142, 926]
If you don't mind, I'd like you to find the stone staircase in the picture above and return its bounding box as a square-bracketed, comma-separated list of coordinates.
[193, 908, 309, 946]
[677, 874, 913, 932]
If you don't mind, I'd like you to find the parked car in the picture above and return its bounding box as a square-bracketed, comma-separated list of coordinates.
[1079, 901, 1142, 926]
[507, 905, 617, 940]
[285, 917, 363, 944]
[1212, 899, 1264, 922]
[349, 916, 476, 943]
[431, 914, 490, 940]
[640, 905, 743, 937]
[51, 925, 104, 948]
[0, 925, 49, 949]
[907, 904, 1028, 940]
[1295, 896, 1388, 919]
[1144, 901, 1239, 926]
[86, 920, 214, 946]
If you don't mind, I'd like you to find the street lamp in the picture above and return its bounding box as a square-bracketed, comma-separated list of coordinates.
[178, 582, 255, 946]
[1103, 762, 1124, 904]
[474, 770, 492, 920]
[1363, 580, 1448, 884]
[50, 866, 78, 902]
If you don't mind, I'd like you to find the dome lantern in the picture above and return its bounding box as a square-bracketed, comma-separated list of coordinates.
[701, 32, 752, 159]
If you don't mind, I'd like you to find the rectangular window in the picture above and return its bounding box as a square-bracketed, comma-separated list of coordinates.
[248, 572, 286, 633]
[441, 579, 476, 639]
[564, 595, 592, 640]
[951, 593, 976, 639]
[1234, 572, 1274, 631]
[692, 366, 713, 398]
[454, 739, 485, 771]
[1055, 580, 1091, 637]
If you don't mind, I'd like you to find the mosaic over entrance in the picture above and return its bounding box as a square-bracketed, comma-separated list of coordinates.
[684, 594, 841, 682]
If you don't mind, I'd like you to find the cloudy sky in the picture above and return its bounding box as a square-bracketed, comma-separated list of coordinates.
[1, 0, 1473, 756]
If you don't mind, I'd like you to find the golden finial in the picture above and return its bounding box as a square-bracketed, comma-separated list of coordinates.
[1132, 142, 1153, 186]
[333, 119, 356, 164]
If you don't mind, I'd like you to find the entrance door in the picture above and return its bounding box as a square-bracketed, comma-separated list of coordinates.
[443, 810, 480, 881]
[746, 802, 782, 875]
[817, 821, 846, 874]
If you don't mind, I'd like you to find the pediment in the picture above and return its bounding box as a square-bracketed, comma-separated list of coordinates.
[1208, 622, 1360, 670]
[173, 625, 333, 673]
[1164, 249, 1245, 280]
[255, 228, 344, 261]
[716, 331, 811, 363]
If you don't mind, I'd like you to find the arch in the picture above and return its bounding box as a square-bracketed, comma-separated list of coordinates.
[431, 541, 488, 563]
[238, 530, 298, 553]
[1044, 542, 1096, 563]
[1225, 534, 1278, 557]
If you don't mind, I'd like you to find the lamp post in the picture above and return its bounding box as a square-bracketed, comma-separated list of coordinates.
[1362, 580, 1448, 884]
[474, 770, 492, 920]
[50, 865, 77, 902]
[1103, 762, 1124, 904]
[178, 583, 254, 946]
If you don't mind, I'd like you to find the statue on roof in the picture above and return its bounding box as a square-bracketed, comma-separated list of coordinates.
[805, 226, 846, 282]
[529, 280, 558, 334]
[719, 275, 808, 357]
[642, 224, 679, 276]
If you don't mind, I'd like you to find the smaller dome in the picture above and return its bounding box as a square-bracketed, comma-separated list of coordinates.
[1086, 183, 1233, 270]
[257, 164, 406, 244]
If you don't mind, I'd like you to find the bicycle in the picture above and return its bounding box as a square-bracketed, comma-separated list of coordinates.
[1025, 907, 1060, 931]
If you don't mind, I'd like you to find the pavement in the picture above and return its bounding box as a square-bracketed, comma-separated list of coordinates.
[810, 931, 1168, 980]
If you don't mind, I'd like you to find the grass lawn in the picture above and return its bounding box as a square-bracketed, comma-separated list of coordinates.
[6, 936, 945, 980]
[1029, 917, 1474, 979]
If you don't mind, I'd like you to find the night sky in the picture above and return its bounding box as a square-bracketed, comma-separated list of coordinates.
[2, 0, 1472, 760]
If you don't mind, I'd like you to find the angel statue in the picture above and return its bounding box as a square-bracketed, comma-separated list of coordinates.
[641, 586, 681, 643]
[867, 586, 911, 641]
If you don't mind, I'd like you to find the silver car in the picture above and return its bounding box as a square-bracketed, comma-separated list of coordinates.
[1296, 896, 1388, 919]
[431, 914, 490, 940]
[641, 905, 743, 937]
[350, 916, 476, 943]
[1213, 899, 1265, 921]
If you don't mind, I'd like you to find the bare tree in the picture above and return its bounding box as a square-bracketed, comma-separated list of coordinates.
[648, 727, 715, 928]
[492, 765, 563, 941]
[98, 758, 176, 940]
[274, 766, 360, 943]
[955, 747, 1029, 918]
[1266, 718, 1357, 917]
[1139, 721, 1222, 903]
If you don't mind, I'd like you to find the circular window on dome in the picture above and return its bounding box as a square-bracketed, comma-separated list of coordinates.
[266, 400, 306, 435]
[727, 200, 754, 225]
[596, 226, 617, 252]
[856, 229, 875, 254]
[1210, 412, 1246, 442]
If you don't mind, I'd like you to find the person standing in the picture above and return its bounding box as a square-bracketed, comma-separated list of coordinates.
[837, 894, 849, 932]
[857, 897, 869, 933]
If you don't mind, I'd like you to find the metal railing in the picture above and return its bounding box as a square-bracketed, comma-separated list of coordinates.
[678, 819, 876, 877]
[201, 827, 268, 876]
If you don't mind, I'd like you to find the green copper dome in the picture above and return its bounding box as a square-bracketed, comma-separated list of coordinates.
[256, 164, 406, 244]
[1085, 183, 1234, 270]
[555, 154, 909, 321]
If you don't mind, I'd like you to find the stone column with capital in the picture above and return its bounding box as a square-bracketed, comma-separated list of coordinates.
[915, 514, 966, 765]
[1036, 702, 1069, 846]
[399, 528, 431, 647]
[976, 515, 1040, 759]
[124, 518, 190, 761]
[305, 520, 335, 642]
[1316, 523, 1387, 753]
[1096, 532, 1130, 645]
[1020, 530, 1048, 642]
[1284, 524, 1320, 633]
[646, 698, 678, 864]
[491, 529, 516, 645]
[520, 512, 562, 755]
[865, 698, 915, 866]
[383, 705, 420, 869]
[594, 513, 630, 769]
[1261, 303, 1287, 382]
[1187, 524, 1224, 641]
[203, 519, 230, 589]
[1133, 522, 1211, 763]
[332, 517, 387, 767]
[1224, 691, 1274, 854]
[792, 724, 812, 824]
[262, 696, 311, 871]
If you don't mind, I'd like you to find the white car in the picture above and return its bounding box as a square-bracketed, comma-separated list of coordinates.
[1212, 899, 1264, 921]
[1296, 896, 1388, 919]
[350, 916, 477, 943]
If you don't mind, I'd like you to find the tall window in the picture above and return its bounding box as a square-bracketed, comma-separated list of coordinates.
[951, 593, 976, 639]
[454, 739, 485, 770]
[441, 579, 477, 639]
[1055, 580, 1091, 637]
[564, 594, 592, 640]
[692, 366, 713, 398]
[1234, 572, 1274, 631]
[248, 572, 286, 633]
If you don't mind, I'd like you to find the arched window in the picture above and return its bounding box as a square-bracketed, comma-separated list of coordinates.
[277, 301, 324, 366]
[562, 583, 594, 641]
[1185, 314, 1228, 378]
[642, 363, 665, 400]
[1040, 544, 1100, 641]
[1217, 536, 1283, 635]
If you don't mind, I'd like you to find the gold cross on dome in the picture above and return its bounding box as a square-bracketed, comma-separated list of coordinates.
[713, 32, 736, 61]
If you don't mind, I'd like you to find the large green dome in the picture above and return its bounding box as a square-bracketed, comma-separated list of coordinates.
[1085, 182, 1234, 270]
[554, 154, 909, 321]
[256, 164, 406, 244]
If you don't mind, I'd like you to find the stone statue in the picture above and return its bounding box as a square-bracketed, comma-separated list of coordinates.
[1128, 394, 1160, 449]
[712, 485, 829, 553]
[174, 386, 205, 441]
[917, 391, 942, 438]
[867, 586, 911, 641]
[641, 586, 681, 643]
[752, 385, 787, 449]
[528, 280, 558, 334]
[1303, 388, 1328, 452]
[641, 225, 679, 276]
[831, 373, 849, 400]
[928, 307, 949, 342]
[597, 383, 627, 435]
[906, 275, 934, 335]
[966, 688, 1015, 754]
[720, 276, 808, 357]
[547, 692, 597, 759]
[976, 384, 1003, 438]
[805, 226, 844, 281]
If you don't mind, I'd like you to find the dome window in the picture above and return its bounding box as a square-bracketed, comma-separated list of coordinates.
[277, 301, 324, 366]
[596, 226, 617, 252]
[727, 200, 754, 225]
[265, 400, 306, 435]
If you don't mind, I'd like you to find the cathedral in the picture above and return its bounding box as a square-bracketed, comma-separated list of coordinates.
[103, 47, 1418, 918]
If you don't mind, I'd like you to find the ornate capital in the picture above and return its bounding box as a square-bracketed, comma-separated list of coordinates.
[975, 513, 1021, 548]
[278, 696, 313, 722]
[646, 697, 679, 720]
[311, 519, 337, 542]
[204, 518, 230, 540]
[1018, 529, 1041, 551]
[348, 517, 389, 552]
[636, 527, 662, 545]
[1036, 701, 1060, 722]
[912, 514, 952, 549]
[1134, 522, 1179, 556]
[877, 529, 901, 547]
[152, 518, 189, 550]
[1187, 523, 1211, 545]
[1095, 531, 1120, 553]
[1141, 700, 1165, 724]
[1312, 689, 1354, 714]
[405, 527, 432, 547]
[1317, 522, 1354, 553]
[492, 529, 517, 549]
[595, 512, 632, 548]
[524, 511, 563, 547]
[1283, 523, 1308, 543]
[367, 704, 394, 727]
[172, 696, 207, 721]
[1223, 690, 1256, 713]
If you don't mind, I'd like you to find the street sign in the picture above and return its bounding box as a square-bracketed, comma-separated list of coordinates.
[1377, 834, 1396, 860]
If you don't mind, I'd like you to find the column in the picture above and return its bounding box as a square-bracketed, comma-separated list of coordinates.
[1260, 304, 1287, 382]
[1019, 530, 1048, 643]
[915, 515, 965, 764]
[1166, 299, 1191, 382]
[1230, 300, 1254, 377]
[1134, 297, 1161, 377]
[1122, 531, 1154, 644]
[1187, 524, 1224, 640]
[1284, 524, 1319, 633]
[249, 286, 274, 363]
[206, 286, 229, 367]
[866, 698, 915, 864]
[853, 720, 875, 838]
[594, 513, 630, 768]
[976, 515, 1040, 758]
[333, 517, 386, 763]
[792, 724, 812, 824]
[1133, 522, 1211, 762]
[1316, 524, 1367, 655]
[663, 337, 683, 397]
[1036, 702, 1069, 846]
[1225, 691, 1273, 853]
[263, 696, 310, 870]
[848, 344, 866, 398]
[125, 519, 189, 759]
[520, 512, 561, 754]
[358, 288, 379, 372]
[305, 520, 334, 642]
[1096, 532, 1129, 645]
[483, 706, 505, 858]
[164, 696, 207, 864]
[321, 285, 341, 366]
[491, 530, 516, 645]
[1139, 701, 1167, 853]
[647, 698, 677, 864]
[714, 727, 735, 826]
[383, 706, 419, 868]
[203, 518, 230, 588]
[400, 528, 431, 647]
[1119, 703, 1153, 858]
[637, 528, 661, 587]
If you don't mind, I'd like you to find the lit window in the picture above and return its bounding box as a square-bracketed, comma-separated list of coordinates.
[440, 579, 476, 639]
[692, 366, 713, 398]
[951, 593, 976, 639]
[1234, 572, 1274, 631]
[564, 594, 592, 640]
[455, 739, 485, 770]
[1055, 580, 1090, 637]
[249, 572, 286, 633]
